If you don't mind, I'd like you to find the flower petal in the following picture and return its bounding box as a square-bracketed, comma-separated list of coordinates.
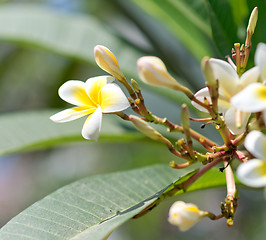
[237, 159, 266, 188]
[82, 106, 102, 141]
[191, 87, 210, 113]
[231, 83, 266, 112]
[85, 76, 115, 105]
[100, 83, 130, 113]
[244, 130, 266, 159]
[58, 80, 95, 107]
[255, 43, 266, 81]
[50, 107, 95, 122]
[239, 66, 260, 87]
[209, 58, 239, 98]
[224, 107, 250, 135]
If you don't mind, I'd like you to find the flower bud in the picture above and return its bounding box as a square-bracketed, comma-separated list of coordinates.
[131, 79, 141, 93]
[247, 7, 258, 34]
[130, 115, 172, 146]
[137, 56, 193, 97]
[181, 104, 190, 130]
[201, 57, 216, 87]
[168, 201, 206, 231]
[94, 45, 125, 82]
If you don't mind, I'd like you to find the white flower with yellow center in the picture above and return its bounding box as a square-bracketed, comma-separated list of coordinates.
[231, 43, 266, 121]
[168, 201, 206, 231]
[237, 131, 266, 188]
[192, 58, 259, 135]
[50, 76, 129, 141]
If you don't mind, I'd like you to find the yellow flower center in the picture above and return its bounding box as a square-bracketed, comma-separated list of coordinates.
[186, 206, 199, 213]
[256, 85, 266, 100]
[173, 213, 179, 218]
[258, 162, 266, 176]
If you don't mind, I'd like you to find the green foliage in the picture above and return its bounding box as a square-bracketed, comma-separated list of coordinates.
[206, 0, 239, 58]
[0, 4, 142, 76]
[0, 110, 141, 156]
[0, 165, 226, 240]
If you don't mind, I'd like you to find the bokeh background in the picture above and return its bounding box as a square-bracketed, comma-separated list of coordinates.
[0, 0, 265, 239]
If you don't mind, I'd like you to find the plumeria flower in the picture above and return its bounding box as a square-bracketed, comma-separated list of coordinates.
[237, 131, 266, 188]
[168, 201, 207, 231]
[231, 43, 266, 122]
[50, 76, 129, 141]
[192, 58, 260, 135]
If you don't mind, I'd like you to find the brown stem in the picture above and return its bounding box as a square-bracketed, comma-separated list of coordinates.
[224, 162, 235, 201]
[182, 152, 227, 191]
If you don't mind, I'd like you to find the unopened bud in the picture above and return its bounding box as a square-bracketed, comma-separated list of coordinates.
[227, 218, 234, 226]
[94, 45, 125, 82]
[137, 56, 193, 98]
[131, 79, 141, 93]
[247, 7, 258, 34]
[202, 57, 216, 87]
[181, 104, 190, 130]
[130, 115, 171, 146]
[177, 138, 185, 146]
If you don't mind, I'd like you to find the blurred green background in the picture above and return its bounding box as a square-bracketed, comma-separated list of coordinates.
[0, 0, 265, 239]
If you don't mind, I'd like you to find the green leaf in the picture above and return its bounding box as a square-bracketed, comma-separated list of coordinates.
[0, 4, 142, 77]
[129, 0, 213, 60]
[206, 0, 239, 57]
[0, 165, 226, 240]
[114, 0, 206, 90]
[0, 110, 141, 156]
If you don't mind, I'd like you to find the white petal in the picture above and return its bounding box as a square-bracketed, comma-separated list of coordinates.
[82, 106, 102, 141]
[237, 159, 266, 188]
[58, 80, 95, 107]
[100, 83, 130, 113]
[209, 58, 239, 98]
[191, 87, 210, 113]
[244, 130, 266, 159]
[224, 107, 250, 135]
[231, 83, 266, 112]
[85, 76, 115, 105]
[50, 107, 94, 122]
[255, 43, 266, 81]
[239, 66, 260, 87]
[217, 98, 231, 114]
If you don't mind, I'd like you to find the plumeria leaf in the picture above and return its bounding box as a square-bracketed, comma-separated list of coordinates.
[0, 4, 142, 77]
[0, 4, 198, 110]
[0, 165, 227, 240]
[0, 110, 141, 156]
[128, 0, 213, 60]
[114, 0, 207, 90]
[206, 0, 239, 57]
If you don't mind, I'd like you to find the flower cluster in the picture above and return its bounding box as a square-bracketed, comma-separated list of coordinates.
[50, 6, 266, 233]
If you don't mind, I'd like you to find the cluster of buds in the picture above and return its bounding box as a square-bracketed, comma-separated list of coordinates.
[51, 7, 266, 232]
